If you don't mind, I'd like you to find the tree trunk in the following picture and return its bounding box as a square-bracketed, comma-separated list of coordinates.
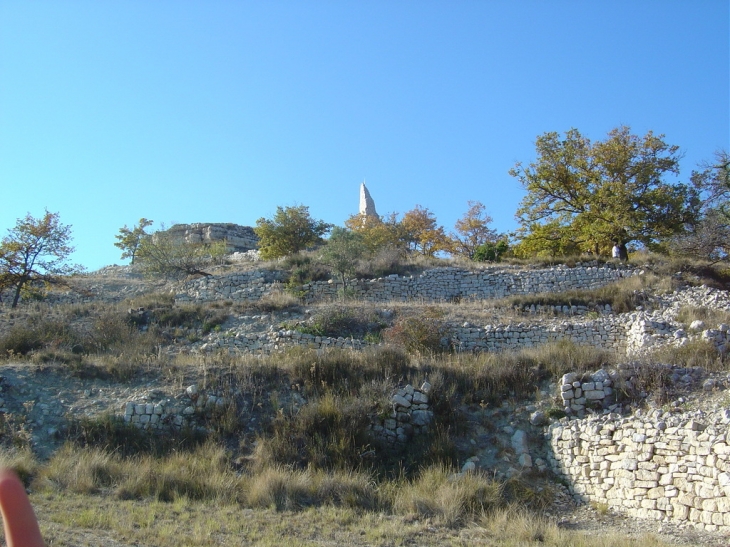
[11, 282, 22, 308]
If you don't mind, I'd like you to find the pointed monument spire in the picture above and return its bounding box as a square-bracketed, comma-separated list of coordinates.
[359, 181, 378, 217]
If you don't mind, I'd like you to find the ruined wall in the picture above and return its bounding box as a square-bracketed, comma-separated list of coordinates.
[299, 265, 631, 304]
[176, 265, 632, 305]
[548, 398, 730, 532]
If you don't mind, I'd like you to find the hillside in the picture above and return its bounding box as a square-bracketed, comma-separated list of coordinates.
[0, 258, 729, 546]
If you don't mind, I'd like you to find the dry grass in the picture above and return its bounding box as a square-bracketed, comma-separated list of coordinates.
[0, 447, 38, 486]
[18, 460, 676, 547]
[473, 507, 669, 547]
[389, 465, 503, 527]
[677, 306, 730, 329]
[647, 339, 728, 371]
[426, 340, 613, 406]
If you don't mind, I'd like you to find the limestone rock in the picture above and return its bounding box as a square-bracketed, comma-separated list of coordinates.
[163, 223, 258, 253]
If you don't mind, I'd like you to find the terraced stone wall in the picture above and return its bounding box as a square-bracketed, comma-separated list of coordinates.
[300, 265, 632, 304]
[548, 405, 730, 532]
[449, 317, 628, 353]
[175, 265, 632, 305]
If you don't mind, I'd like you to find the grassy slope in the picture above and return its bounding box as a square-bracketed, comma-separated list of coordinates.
[1, 253, 729, 545]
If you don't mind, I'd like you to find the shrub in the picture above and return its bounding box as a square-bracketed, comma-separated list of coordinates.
[382, 316, 448, 354]
[286, 347, 410, 396]
[151, 304, 228, 334]
[355, 247, 409, 278]
[282, 253, 331, 285]
[0, 319, 81, 356]
[67, 414, 207, 457]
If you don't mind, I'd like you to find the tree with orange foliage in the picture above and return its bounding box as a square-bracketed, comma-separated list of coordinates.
[401, 205, 449, 257]
[448, 201, 498, 259]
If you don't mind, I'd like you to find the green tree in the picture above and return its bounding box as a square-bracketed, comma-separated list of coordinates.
[511, 220, 581, 259]
[511, 126, 699, 257]
[473, 239, 509, 262]
[114, 218, 153, 264]
[448, 201, 498, 259]
[254, 205, 332, 260]
[135, 231, 225, 279]
[0, 210, 80, 308]
[320, 227, 367, 288]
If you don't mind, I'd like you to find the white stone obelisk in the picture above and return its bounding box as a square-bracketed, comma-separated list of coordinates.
[359, 182, 378, 217]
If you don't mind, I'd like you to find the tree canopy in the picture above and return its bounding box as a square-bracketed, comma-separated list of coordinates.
[344, 212, 406, 255]
[0, 211, 79, 308]
[254, 205, 332, 260]
[401, 205, 449, 257]
[135, 231, 225, 279]
[448, 201, 498, 259]
[511, 126, 699, 257]
[673, 150, 730, 261]
[320, 227, 366, 287]
[114, 218, 153, 264]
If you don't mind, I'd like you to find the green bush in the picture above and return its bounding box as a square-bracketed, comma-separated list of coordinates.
[473, 240, 509, 262]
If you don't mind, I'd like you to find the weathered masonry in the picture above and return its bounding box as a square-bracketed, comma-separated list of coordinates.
[176, 264, 632, 304]
[548, 405, 730, 532]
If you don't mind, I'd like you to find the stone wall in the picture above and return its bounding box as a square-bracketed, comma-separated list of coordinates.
[299, 265, 632, 304]
[369, 382, 433, 451]
[449, 316, 628, 353]
[121, 383, 227, 432]
[174, 264, 632, 306]
[197, 328, 370, 354]
[175, 270, 286, 304]
[548, 392, 730, 532]
[121, 379, 434, 452]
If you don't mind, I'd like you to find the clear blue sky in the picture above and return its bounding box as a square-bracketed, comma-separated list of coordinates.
[1, 1, 728, 271]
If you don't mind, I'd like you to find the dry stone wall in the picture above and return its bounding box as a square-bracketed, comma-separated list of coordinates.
[121, 383, 227, 433]
[119, 379, 434, 453]
[174, 265, 632, 305]
[175, 270, 286, 304]
[449, 316, 628, 353]
[198, 328, 369, 354]
[548, 389, 730, 532]
[299, 265, 632, 304]
[369, 382, 433, 451]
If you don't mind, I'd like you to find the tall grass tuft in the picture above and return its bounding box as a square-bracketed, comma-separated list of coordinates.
[252, 392, 373, 471]
[390, 465, 502, 527]
[0, 448, 38, 487]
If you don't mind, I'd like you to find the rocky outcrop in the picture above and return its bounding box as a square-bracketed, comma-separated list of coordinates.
[164, 223, 258, 252]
